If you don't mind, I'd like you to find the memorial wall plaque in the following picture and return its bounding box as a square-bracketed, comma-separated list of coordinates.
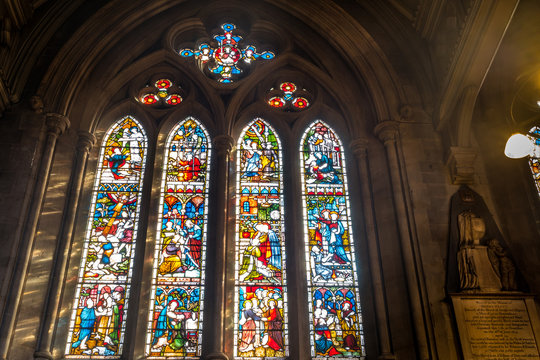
[451, 294, 540, 359]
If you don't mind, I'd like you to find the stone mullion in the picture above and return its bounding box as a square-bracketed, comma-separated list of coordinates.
[350, 138, 395, 360]
[374, 121, 430, 360]
[34, 131, 95, 360]
[0, 113, 70, 360]
[204, 134, 233, 360]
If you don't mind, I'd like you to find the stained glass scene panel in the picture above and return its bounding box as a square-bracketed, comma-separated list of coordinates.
[300, 121, 365, 359]
[146, 118, 211, 359]
[66, 116, 147, 358]
[234, 119, 288, 359]
[528, 126, 540, 196]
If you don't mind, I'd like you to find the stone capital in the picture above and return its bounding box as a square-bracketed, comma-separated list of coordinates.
[76, 131, 96, 153]
[45, 113, 70, 137]
[349, 138, 369, 159]
[446, 146, 478, 185]
[213, 134, 234, 156]
[374, 121, 399, 144]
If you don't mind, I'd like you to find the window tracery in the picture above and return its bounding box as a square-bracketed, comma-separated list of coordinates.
[179, 23, 275, 83]
[139, 78, 183, 107]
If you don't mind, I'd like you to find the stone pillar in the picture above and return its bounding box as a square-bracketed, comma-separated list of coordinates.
[350, 138, 395, 360]
[34, 131, 95, 360]
[374, 121, 431, 359]
[0, 113, 69, 360]
[204, 134, 233, 360]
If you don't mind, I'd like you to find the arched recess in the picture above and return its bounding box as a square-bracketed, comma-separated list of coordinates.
[19, 2, 409, 359]
[36, 1, 405, 133]
[225, 55, 375, 138]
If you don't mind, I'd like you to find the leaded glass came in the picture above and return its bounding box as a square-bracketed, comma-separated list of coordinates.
[300, 120, 365, 359]
[234, 119, 288, 359]
[145, 118, 211, 359]
[66, 116, 147, 358]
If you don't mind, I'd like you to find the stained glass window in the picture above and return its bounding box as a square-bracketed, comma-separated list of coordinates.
[66, 116, 147, 358]
[139, 79, 183, 107]
[528, 126, 540, 196]
[267, 82, 310, 110]
[146, 117, 211, 359]
[300, 121, 365, 359]
[179, 23, 275, 83]
[234, 119, 288, 358]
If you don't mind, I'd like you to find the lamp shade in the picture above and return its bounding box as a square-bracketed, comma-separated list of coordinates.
[504, 133, 533, 159]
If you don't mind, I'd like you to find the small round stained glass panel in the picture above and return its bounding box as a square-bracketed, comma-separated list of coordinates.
[280, 82, 296, 93]
[268, 97, 285, 108]
[155, 79, 172, 89]
[292, 97, 309, 109]
[166, 94, 183, 106]
[141, 93, 159, 105]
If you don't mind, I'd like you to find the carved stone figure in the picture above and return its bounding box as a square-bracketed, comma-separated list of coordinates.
[456, 210, 485, 290]
[457, 210, 485, 247]
[487, 239, 518, 291]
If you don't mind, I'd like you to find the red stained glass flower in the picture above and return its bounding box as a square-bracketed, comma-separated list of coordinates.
[268, 97, 285, 108]
[141, 94, 159, 105]
[155, 79, 172, 89]
[166, 94, 182, 105]
[280, 82, 296, 93]
[293, 97, 309, 109]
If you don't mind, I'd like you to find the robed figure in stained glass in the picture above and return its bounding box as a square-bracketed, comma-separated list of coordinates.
[300, 120, 365, 358]
[146, 118, 211, 359]
[66, 117, 147, 357]
[235, 119, 288, 358]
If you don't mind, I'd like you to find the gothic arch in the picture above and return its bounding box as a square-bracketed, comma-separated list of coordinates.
[35, 1, 406, 135]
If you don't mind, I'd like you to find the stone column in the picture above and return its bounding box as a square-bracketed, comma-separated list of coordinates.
[350, 138, 395, 360]
[374, 121, 431, 359]
[0, 113, 69, 360]
[204, 134, 233, 360]
[34, 131, 95, 360]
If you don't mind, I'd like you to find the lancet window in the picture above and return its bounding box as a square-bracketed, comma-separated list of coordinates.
[66, 116, 148, 357]
[300, 121, 365, 358]
[146, 117, 211, 358]
[234, 119, 289, 358]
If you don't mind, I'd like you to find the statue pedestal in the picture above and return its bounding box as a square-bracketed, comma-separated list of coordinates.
[450, 293, 540, 359]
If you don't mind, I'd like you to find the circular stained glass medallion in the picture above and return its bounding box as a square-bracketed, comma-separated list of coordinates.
[293, 97, 309, 109]
[141, 93, 159, 105]
[166, 94, 182, 106]
[268, 97, 285, 108]
[155, 79, 172, 89]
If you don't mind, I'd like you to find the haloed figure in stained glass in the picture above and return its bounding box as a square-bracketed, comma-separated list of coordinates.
[146, 118, 211, 359]
[301, 121, 365, 358]
[67, 116, 147, 357]
[304, 124, 342, 185]
[235, 119, 288, 358]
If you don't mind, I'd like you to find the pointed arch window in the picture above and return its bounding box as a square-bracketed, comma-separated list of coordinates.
[66, 116, 148, 357]
[146, 117, 212, 358]
[300, 121, 365, 358]
[234, 119, 289, 358]
[527, 126, 540, 196]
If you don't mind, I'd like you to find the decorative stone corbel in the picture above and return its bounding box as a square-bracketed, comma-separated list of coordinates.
[446, 146, 477, 185]
[30, 96, 44, 114]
